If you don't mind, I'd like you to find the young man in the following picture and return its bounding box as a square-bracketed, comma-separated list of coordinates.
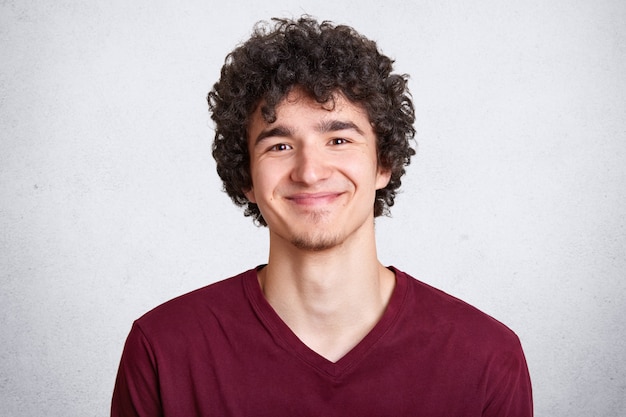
[112, 17, 532, 416]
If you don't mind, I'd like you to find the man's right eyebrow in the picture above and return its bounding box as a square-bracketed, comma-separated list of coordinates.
[254, 126, 294, 145]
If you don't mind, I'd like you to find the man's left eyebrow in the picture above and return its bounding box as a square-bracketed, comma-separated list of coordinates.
[316, 120, 365, 135]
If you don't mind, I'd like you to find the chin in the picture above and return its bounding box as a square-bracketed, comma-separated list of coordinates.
[290, 233, 342, 252]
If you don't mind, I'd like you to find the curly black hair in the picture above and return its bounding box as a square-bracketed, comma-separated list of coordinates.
[208, 16, 415, 226]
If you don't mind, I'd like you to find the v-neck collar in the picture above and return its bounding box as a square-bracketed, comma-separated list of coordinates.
[243, 266, 408, 379]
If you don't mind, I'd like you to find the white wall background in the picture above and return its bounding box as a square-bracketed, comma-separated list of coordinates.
[1, 0, 624, 415]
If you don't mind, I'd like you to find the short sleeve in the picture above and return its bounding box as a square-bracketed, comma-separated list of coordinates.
[111, 323, 163, 417]
[482, 336, 533, 417]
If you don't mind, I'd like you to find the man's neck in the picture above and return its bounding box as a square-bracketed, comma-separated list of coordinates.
[257, 228, 395, 362]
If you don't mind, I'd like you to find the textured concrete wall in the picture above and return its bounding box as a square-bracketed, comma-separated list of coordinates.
[1, 0, 625, 415]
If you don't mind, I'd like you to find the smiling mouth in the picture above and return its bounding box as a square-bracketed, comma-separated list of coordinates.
[286, 192, 343, 206]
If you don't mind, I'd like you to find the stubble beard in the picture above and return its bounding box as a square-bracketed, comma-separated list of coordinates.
[289, 210, 341, 252]
[291, 233, 341, 252]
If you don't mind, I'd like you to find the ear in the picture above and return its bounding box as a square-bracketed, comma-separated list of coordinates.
[375, 168, 392, 190]
[244, 188, 257, 204]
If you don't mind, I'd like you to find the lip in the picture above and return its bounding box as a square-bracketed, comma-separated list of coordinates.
[286, 192, 343, 206]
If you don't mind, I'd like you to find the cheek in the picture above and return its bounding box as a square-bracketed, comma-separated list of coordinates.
[345, 152, 387, 189]
[248, 163, 282, 200]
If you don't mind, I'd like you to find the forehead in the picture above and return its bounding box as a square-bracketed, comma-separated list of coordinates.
[247, 89, 371, 138]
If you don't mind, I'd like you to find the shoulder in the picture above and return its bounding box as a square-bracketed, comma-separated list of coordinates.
[393, 267, 523, 353]
[388, 268, 532, 413]
[133, 268, 257, 337]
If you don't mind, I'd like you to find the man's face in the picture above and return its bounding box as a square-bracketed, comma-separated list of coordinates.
[245, 89, 391, 251]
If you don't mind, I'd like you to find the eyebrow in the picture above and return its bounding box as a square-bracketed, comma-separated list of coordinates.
[254, 126, 295, 145]
[317, 119, 365, 136]
[253, 119, 365, 146]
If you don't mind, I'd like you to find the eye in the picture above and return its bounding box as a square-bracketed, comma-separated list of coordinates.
[329, 138, 349, 145]
[268, 143, 292, 152]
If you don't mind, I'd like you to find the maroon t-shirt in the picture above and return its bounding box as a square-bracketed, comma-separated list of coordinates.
[112, 267, 532, 416]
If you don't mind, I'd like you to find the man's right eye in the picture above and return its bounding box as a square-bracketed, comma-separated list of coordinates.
[269, 143, 292, 152]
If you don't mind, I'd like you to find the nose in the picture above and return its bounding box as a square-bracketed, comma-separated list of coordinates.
[290, 143, 332, 185]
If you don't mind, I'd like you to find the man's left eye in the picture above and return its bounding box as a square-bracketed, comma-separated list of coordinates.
[329, 138, 349, 145]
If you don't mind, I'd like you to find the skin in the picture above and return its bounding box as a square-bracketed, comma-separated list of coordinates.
[245, 88, 396, 362]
